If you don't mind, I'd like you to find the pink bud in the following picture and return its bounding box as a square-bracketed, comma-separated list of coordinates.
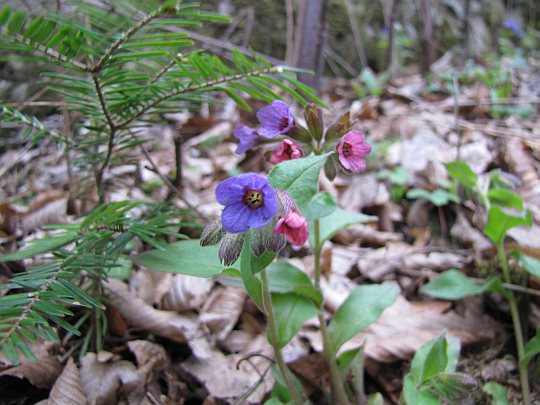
[274, 209, 308, 246]
[270, 139, 303, 164]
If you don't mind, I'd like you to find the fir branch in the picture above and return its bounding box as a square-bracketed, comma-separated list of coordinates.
[89, 4, 178, 73]
[92, 74, 117, 202]
[1, 29, 89, 71]
[118, 67, 280, 128]
[0, 265, 67, 349]
[0, 106, 67, 143]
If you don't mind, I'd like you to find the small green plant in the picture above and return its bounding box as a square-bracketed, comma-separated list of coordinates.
[420, 160, 535, 405]
[401, 334, 475, 404]
[378, 166, 409, 201]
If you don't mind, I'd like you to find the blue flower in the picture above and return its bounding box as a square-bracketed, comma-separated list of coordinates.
[215, 173, 278, 233]
[233, 124, 257, 154]
[503, 18, 525, 38]
[256, 100, 294, 138]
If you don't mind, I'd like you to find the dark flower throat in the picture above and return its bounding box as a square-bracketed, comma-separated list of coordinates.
[243, 189, 264, 209]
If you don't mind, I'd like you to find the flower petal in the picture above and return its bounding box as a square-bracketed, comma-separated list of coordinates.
[215, 177, 245, 205]
[221, 203, 251, 233]
[233, 124, 257, 154]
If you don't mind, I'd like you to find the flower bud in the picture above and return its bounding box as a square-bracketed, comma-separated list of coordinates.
[274, 209, 309, 246]
[325, 111, 352, 141]
[200, 219, 224, 246]
[304, 103, 324, 141]
[218, 233, 244, 266]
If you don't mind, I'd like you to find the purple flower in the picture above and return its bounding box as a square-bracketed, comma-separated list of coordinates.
[337, 130, 372, 173]
[233, 124, 257, 154]
[256, 100, 294, 138]
[503, 18, 525, 38]
[215, 173, 278, 233]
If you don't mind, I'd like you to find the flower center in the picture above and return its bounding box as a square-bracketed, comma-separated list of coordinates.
[243, 189, 264, 209]
[341, 142, 353, 157]
[279, 117, 290, 131]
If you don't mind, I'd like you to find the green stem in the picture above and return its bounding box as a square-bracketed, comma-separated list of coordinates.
[498, 243, 530, 405]
[314, 219, 349, 405]
[260, 269, 304, 405]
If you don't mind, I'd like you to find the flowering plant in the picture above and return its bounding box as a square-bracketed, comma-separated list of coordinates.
[195, 101, 401, 405]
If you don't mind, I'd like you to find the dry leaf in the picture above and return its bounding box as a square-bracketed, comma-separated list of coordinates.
[181, 335, 273, 404]
[356, 242, 466, 281]
[104, 278, 195, 344]
[199, 286, 247, 340]
[301, 295, 502, 363]
[80, 352, 144, 405]
[0, 355, 61, 389]
[48, 357, 86, 405]
[127, 340, 167, 373]
[340, 173, 390, 211]
[22, 195, 68, 234]
[162, 274, 214, 312]
[451, 212, 493, 258]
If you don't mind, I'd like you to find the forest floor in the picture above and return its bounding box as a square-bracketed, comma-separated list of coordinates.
[0, 49, 539, 404]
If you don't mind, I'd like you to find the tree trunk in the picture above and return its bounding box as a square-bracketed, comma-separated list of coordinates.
[295, 0, 328, 89]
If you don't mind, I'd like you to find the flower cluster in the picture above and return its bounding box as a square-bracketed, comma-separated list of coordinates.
[207, 100, 373, 263]
[233, 100, 303, 163]
[233, 101, 371, 174]
[201, 173, 308, 265]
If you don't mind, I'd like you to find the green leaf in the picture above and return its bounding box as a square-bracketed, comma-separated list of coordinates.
[482, 382, 509, 405]
[239, 240, 263, 310]
[420, 270, 502, 300]
[269, 154, 329, 211]
[327, 281, 399, 352]
[487, 188, 523, 209]
[409, 334, 460, 386]
[402, 374, 439, 405]
[134, 239, 229, 277]
[272, 293, 318, 348]
[1, 232, 80, 261]
[522, 328, 540, 367]
[0, 7, 12, 28]
[378, 167, 409, 186]
[309, 207, 376, 248]
[303, 191, 337, 220]
[483, 206, 532, 245]
[267, 261, 321, 305]
[445, 161, 478, 190]
[520, 254, 540, 278]
[366, 393, 384, 405]
[7, 10, 25, 34]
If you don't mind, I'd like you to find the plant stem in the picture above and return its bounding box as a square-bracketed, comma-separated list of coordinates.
[313, 219, 349, 405]
[498, 243, 530, 405]
[260, 269, 304, 405]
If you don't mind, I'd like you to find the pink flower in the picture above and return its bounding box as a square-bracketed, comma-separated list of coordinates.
[274, 209, 308, 246]
[336, 130, 372, 173]
[270, 139, 303, 164]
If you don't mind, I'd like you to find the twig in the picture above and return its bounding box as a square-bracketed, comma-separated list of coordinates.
[342, 0, 368, 71]
[285, 0, 295, 65]
[132, 132, 206, 221]
[117, 67, 279, 129]
[92, 74, 117, 202]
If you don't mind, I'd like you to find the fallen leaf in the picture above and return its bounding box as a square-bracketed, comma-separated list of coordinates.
[301, 296, 503, 363]
[80, 352, 144, 405]
[48, 357, 86, 405]
[104, 278, 195, 344]
[356, 242, 466, 281]
[0, 355, 61, 389]
[181, 335, 273, 404]
[199, 286, 247, 340]
[162, 274, 214, 312]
